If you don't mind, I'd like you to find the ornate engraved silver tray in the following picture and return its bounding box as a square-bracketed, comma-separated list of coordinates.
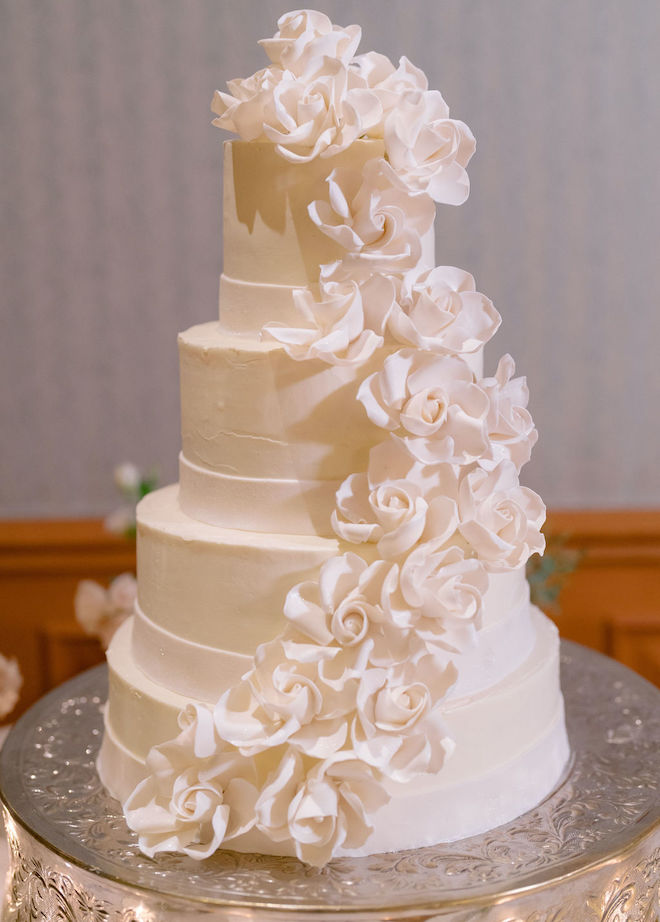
[1, 641, 659, 921]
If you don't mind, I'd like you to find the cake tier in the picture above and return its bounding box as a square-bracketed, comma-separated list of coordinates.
[220, 140, 435, 334]
[135, 484, 530, 675]
[178, 322, 483, 536]
[99, 608, 568, 854]
[130, 571, 534, 703]
[106, 603, 543, 765]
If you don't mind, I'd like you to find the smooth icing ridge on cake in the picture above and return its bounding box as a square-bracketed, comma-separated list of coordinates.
[97, 9, 569, 867]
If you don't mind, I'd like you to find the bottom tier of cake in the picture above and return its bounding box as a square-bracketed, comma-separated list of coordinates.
[98, 608, 569, 856]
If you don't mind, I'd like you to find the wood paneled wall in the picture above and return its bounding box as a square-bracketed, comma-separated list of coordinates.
[0, 510, 659, 723]
[0, 520, 135, 720]
[544, 510, 660, 686]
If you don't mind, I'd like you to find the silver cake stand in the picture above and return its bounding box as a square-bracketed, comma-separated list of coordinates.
[1, 641, 659, 922]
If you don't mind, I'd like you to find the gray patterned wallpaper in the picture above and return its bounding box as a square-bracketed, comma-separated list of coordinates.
[1, 0, 659, 517]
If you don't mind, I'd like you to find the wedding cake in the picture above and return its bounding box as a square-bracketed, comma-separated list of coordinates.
[98, 10, 569, 867]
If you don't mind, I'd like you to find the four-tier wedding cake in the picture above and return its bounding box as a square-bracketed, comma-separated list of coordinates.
[97, 10, 569, 867]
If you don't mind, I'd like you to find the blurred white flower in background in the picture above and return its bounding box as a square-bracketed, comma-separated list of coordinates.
[0, 653, 22, 721]
[104, 462, 158, 538]
[73, 462, 151, 652]
[114, 462, 142, 493]
[74, 573, 137, 650]
[104, 505, 137, 537]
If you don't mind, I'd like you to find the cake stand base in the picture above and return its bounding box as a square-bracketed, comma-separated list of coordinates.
[1, 641, 659, 921]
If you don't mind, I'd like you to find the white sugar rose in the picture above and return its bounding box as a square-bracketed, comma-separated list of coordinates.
[358, 348, 490, 464]
[124, 704, 258, 859]
[213, 637, 348, 758]
[388, 265, 501, 354]
[333, 472, 427, 558]
[332, 436, 460, 558]
[458, 461, 546, 570]
[211, 66, 285, 138]
[261, 60, 378, 163]
[259, 10, 362, 75]
[385, 89, 475, 204]
[400, 543, 489, 654]
[113, 461, 141, 492]
[350, 53, 428, 136]
[255, 748, 388, 866]
[74, 572, 136, 649]
[284, 552, 371, 646]
[351, 660, 455, 782]
[262, 275, 393, 365]
[284, 553, 410, 670]
[315, 264, 400, 331]
[309, 158, 435, 278]
[480, 355, 538, 471]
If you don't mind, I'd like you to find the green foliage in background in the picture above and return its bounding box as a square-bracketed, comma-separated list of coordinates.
[527, 533, 582, 613]
[105, 463, 159, 540]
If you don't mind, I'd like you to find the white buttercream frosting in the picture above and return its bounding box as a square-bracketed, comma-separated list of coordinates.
[124, 704, 259, 859]
[221, 140, 388, 291]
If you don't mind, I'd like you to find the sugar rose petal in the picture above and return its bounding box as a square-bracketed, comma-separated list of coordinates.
[350, 53, 428, 136]
[256, 749, 388, 866]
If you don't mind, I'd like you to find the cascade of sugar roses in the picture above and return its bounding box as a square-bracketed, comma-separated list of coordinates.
[123, 11, 545, 867]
